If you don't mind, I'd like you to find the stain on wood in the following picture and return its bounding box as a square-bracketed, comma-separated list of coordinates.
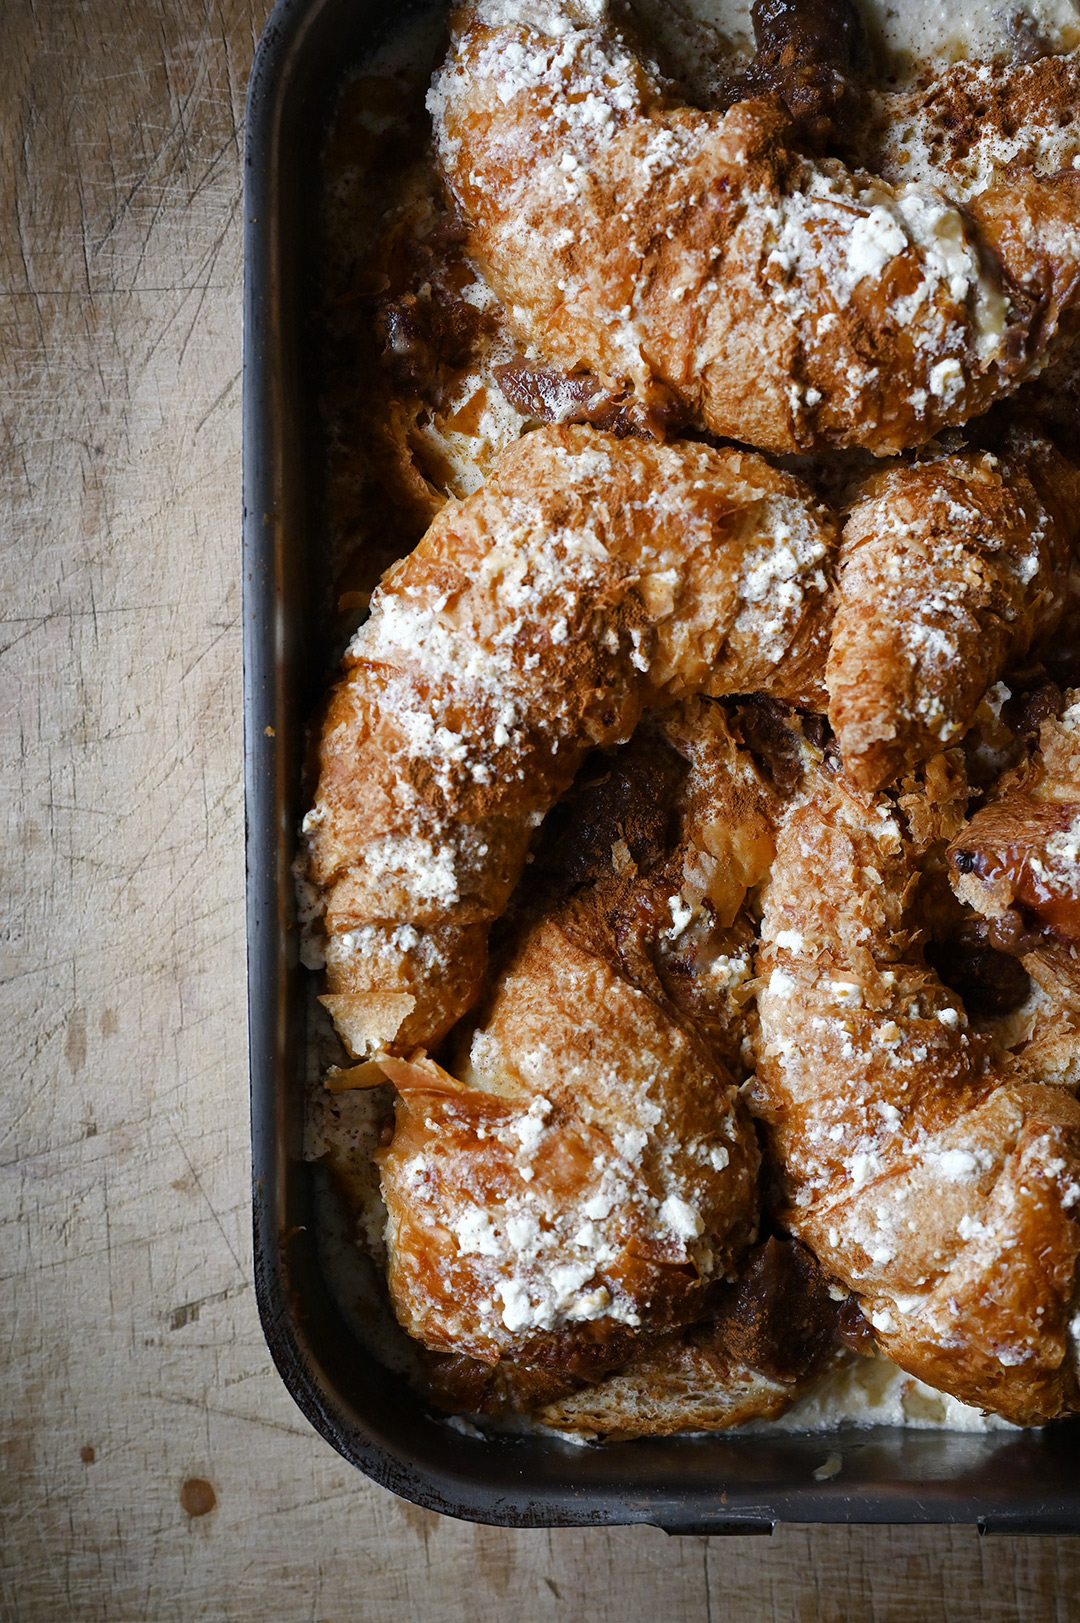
[180, 1479, 217, 1518]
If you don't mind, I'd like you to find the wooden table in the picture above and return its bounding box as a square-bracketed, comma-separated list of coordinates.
[2, 2, 1079, 1616]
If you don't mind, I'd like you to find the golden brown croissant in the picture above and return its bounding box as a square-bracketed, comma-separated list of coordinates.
[374, 909, 760, 1368]
[370, 700, 771, 1376]
[301, 425, 833, 1059]
[752, 740, 1080, 1425]
[364, 700, 854, 1426]
[431, 2, 1080, 455]
[827, 428, 1079, 792]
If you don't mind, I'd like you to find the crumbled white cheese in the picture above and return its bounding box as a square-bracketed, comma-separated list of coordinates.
[847, 206, 907, 283]
[768, 966, 797, 1000]
[658, 1195, 704, 1241]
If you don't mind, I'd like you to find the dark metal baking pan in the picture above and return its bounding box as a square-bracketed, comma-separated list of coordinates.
[242, 0, 1080, 1531]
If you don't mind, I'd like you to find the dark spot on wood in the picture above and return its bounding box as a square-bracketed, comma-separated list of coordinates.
[170, 1287, 231, 1330]
[100, 1007, 118, 1037]
[180, 1478, 216, 1517]
[80, 1445, 95, 1464]
[64, 1009, 87, 1074]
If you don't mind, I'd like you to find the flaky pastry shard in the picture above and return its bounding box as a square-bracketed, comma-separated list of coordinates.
[753, 749, 1080, 1425]
[827, 428, 1079, 791]
[431, 1, 1080, 455]
[301, 424, 833, 1058]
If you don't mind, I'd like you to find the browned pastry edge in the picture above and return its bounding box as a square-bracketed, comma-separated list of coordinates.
[754, 745, 1080, 1424]
[303, 424, 834, 1060]
[827, 428, 1079, 791]
[433, 4, 1080, 454]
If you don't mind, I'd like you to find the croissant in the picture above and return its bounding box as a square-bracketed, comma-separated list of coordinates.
[431, 1, 1080, 455]
[827, 428, 1079, 791]
[367, 701, 782, 1375]
[365, 699, 857, 1426]
[752, 739, 1080, 1424]
[301, 424, 834, 1059]
[374, 907, 760, 1367]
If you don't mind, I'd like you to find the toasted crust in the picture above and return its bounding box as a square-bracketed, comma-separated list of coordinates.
[302, 425, 833, 1056]
[432, 4, 1080, 454]
[753, 754, 1080, 1425]
[533, 1351, 794, 1438]
[827, 429, 1079, 791]
[533, 1236, 844, 1438]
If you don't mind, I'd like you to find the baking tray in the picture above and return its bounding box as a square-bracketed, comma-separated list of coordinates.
[242, 0, 1080, 1532]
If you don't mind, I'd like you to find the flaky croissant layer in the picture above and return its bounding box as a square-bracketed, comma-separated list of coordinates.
[433, 1, 1080, 454]
[753, 750, 1080, 1425]
[302, 424, 834, 1059]
[827, 428, 1080, 790]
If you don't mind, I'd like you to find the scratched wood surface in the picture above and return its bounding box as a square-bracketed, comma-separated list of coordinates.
[3, 2, 1080, 1618]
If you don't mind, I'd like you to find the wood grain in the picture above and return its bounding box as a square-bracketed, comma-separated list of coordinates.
[2, 1, 1080, 1617]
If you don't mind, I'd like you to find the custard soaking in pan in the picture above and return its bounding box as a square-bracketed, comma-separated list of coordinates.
[297, 0, 1080, 1440]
